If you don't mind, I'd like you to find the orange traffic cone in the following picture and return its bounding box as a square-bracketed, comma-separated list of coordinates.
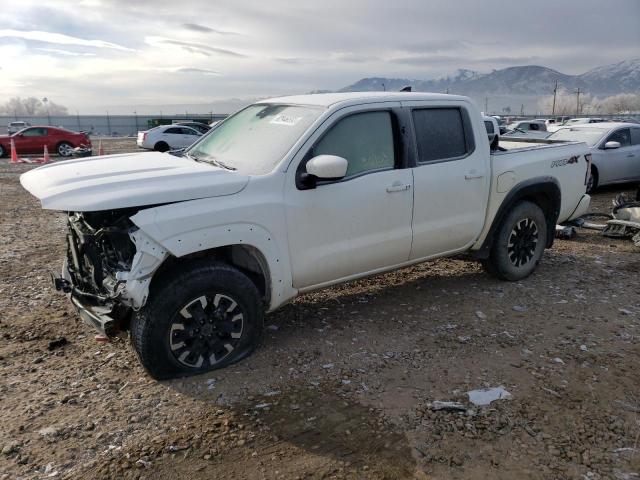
[98, 138, 104, 156]
[41, 145, 51, 164]
[10, 139, 21, 164]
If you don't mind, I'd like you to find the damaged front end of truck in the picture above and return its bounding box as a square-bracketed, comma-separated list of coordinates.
[55, 208, 168, 336]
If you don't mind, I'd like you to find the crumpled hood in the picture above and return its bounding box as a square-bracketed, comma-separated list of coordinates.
[20, 151, 249, 211]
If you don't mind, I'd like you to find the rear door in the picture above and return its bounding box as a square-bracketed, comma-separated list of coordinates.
[403, 102, 490, 259]
[179, 127, 201, 148]
[162, 127, 183, 148]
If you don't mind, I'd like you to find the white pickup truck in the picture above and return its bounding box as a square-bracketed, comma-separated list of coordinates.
[21, 92, 592, 379]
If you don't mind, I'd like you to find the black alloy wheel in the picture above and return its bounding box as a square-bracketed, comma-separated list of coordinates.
[169, 293, 244, 368]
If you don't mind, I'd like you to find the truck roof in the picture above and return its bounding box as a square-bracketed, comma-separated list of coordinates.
[260, 91, 470, 108]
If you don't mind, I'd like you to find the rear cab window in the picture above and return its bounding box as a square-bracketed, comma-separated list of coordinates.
[411, 107, 475, 163]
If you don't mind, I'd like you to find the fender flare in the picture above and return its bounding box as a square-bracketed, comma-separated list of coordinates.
[136, 222, 293, 311]
[475, 176, 561, 259]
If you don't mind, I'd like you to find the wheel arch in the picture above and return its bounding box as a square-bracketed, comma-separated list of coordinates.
[135, 222, 295, 311]
[475, 176, 561, 258]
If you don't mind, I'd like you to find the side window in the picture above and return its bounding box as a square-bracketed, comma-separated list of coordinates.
[630, 128, 640, 145]
[530, 123, 540, 131]
[182, 128, 199, 135]
[412, 108, 468, 163]
[164, 127, 181, 134]
[312, 111, 395, 178]
[607, 128, 631, 147]
[484, 120, 495, 134]
[22, 128, 47, 137]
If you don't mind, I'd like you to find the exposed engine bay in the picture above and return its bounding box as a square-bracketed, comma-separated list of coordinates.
[57, 208, 169, 334]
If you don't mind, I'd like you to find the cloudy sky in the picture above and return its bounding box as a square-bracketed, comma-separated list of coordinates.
[1, 0, 639, 112]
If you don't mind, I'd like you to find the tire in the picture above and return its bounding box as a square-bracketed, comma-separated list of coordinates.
[484, 201, 547, 281]
[57, 141, 74, 157]
[586, 167, 598, 194]
[154, 141, 170, 152]
[0, 144, 4, 157]
[130, 261, 264, 380]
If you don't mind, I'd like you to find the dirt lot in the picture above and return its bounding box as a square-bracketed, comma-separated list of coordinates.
[1, 139, 639, 480]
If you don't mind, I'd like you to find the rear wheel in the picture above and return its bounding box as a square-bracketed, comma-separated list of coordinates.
[0, 144, 4, 157]
[484, 201, 547, 281]
[130, 261, 264, 380]
[57, 141, 74, 157]
[154, 141, 170, 152]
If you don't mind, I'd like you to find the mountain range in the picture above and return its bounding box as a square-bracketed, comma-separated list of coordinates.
[339, 58, 640, 98]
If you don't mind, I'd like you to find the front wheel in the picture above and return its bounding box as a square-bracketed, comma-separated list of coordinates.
[484, 201, 547, 281]
[130, 261, 264, 380]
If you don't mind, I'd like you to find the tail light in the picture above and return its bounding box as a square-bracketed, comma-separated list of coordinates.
[143, 132, 147, 141]
[584, 153, 592, 186]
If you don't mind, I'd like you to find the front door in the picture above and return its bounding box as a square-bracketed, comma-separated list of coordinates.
[285, 107, 414, 289]
[403, 103, 490, 259]
[14, 127, 48, 154]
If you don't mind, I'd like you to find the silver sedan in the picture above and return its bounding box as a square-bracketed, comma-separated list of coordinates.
[548, 122, 640, 193]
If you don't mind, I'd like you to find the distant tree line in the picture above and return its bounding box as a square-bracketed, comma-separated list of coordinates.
[537, 90, 640, 116]
[0, 97, 69, 116]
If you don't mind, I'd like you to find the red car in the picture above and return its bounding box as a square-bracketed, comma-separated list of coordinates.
[0, 126, 91, 157]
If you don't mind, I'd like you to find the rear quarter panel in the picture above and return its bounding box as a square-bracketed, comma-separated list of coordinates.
[472, 141, 590, 249]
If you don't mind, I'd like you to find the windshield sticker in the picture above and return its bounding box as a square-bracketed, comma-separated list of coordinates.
[270, 115, 302, 126]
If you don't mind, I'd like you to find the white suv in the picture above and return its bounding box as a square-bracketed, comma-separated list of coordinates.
[7, 121, 31, 134]
[137, 124, 202, 152]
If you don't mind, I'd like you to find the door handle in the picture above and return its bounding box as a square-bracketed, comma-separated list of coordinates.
[465, 173, 484, 180]
[386, 182, 411, 193]
[627, 154, 635, 158]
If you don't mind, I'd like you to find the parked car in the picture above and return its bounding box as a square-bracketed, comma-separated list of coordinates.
[175, 122, 212, 134]
[136, 124, 202, 152]
[21, 92, 591, 379]
[7, 121, 31, 134]
[0, 126, 91, 157]
[503, 120, 549, 139]
[548, 122, 640, 192]
[547, 117, 608, 133]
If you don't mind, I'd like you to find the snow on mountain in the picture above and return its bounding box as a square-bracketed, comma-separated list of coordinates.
[339, 59, 640, 96]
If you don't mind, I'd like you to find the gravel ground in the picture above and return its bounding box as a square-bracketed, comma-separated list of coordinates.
[1, 140, 639, 480]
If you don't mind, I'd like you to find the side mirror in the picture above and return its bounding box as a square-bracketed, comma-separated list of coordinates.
[298, 155, 348, 190]
[604, 141, 621, 149]
[306, 155, 348, 179]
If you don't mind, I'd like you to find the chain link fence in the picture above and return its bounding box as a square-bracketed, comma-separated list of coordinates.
[0, 113, 228, 136]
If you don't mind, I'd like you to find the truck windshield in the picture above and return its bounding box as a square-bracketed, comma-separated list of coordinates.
[187, 104, 323, 175]
[547, 127, 609, 146]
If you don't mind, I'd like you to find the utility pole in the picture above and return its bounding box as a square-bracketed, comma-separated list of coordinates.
[575, 88, 582, 116]
[552, 81, 558, 116]
[106, 110, 111, 136]
[134, 110, 139, 136]
[520, 104, 525, 116]
[76, 110, 81, 132]
[382, 83, 386, 92]
[484, 97, 489, 114]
